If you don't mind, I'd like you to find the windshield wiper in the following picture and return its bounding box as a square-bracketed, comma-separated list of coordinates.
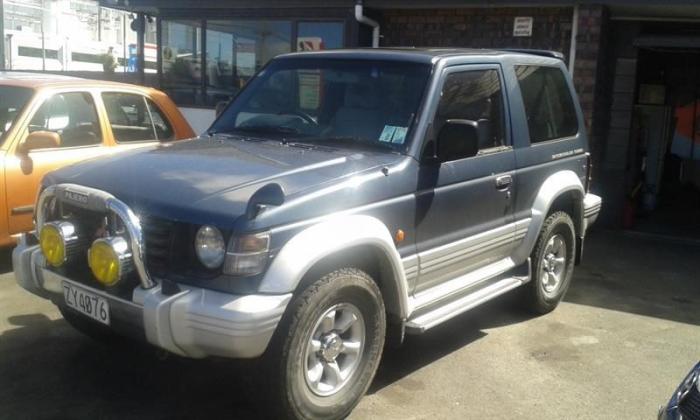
[232, 125, 301, 135]
[292, 136, 398, 152]
[206, 130, 241, 138]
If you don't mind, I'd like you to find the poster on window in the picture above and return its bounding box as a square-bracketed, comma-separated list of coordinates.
[297, 37, 324, 52]
[235, 40, 256, 76]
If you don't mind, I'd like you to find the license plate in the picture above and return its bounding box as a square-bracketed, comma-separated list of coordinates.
[63, 282, 110, 325]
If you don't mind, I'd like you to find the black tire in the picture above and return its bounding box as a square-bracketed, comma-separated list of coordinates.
[523, 211, 576, 314]
[58, 305, 122, 345]
[263, 268, 386, 420]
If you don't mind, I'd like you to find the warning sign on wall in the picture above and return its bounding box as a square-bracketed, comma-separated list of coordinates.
[513, 17, 534, 37]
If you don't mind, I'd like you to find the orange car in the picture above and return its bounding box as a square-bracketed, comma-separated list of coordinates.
[0, 72, 194, 247]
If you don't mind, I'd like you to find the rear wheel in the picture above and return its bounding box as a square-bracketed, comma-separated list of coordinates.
[523, 211, 576, 314]
[263, 268, 386, 420]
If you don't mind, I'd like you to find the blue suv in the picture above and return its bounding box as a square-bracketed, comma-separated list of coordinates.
[14, 48, 601, 419]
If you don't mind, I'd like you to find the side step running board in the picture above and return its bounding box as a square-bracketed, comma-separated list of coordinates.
[405, 277, 524, 334]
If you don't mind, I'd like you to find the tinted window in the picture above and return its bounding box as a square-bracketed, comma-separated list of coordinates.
[0, 86, 33, 145]
[29, 92, 102, 147]
[516, 65, 578, 143]
[102, 93, 174, 142]
[434, 69, 506, 158]
[211, 58, 432, 150]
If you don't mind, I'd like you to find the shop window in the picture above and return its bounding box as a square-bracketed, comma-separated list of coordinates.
[162, 19, 346, 107]
[515, 65, 578, 143]
[161, 20, 203, 106]
[205, 20, 292, 105]
[297, 22, 344, 51]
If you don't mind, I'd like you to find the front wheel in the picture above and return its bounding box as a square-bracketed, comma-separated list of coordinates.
[263, 268, 386, 420]
[523, 211, 576, 314]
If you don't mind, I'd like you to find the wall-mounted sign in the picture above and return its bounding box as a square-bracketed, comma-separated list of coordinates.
[513, 17, 533, 37]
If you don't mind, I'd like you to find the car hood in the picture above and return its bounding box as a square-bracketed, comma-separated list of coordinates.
[45, 136, 405, 227]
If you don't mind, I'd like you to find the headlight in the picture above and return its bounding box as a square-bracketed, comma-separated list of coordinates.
[195, 225, 226, 269]
[88, 236, 133, 286]
[224, 232, 270, 276]
[39, 221, 84, 267]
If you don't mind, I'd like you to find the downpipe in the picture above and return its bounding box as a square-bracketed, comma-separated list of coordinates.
[355, 0, 380, 48]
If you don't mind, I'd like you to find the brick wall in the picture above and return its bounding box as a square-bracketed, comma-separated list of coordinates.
[379, 6, 611, 139]
[380, 7, 574, 60]
[571, 4, 610, 171]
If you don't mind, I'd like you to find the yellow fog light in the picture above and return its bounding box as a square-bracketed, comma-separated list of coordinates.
[88, 237, 132, 286]
[40, 221, 78, 267]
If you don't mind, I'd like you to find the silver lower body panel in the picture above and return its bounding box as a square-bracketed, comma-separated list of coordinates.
[13, 238, 291, 359]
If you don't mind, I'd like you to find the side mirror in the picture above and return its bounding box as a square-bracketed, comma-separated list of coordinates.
[436, 119, 479, 162]
[215, 100, 228, 117]
[18, 131, 61, 154]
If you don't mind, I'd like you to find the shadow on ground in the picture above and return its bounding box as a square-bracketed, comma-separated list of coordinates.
[565, 231, 700, 326]
[0, 313, 259, 419]
[0, 293, 531, 419]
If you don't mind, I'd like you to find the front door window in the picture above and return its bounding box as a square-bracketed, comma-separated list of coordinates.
[29, 92, 102, 148]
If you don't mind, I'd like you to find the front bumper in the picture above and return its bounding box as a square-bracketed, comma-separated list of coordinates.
[13, 237, 291, 359]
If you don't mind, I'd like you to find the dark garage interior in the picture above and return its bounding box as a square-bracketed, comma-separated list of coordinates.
[625, 42, 700, 238]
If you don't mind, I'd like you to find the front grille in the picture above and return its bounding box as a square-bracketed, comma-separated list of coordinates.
[680, 383, 700, 420]
[43, 189, 200, 292]
[50, 202, 140, 299]
[141, 215, 175, 277]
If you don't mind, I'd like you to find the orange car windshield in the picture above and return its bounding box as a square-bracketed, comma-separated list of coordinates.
[0, 86, 34, 145]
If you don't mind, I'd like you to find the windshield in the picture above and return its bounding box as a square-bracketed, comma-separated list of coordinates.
[210, 58, 432, 150]
[0, 86, 34, 145]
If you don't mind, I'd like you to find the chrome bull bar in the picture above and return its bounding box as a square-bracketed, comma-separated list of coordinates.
[36, 183, 156, 290]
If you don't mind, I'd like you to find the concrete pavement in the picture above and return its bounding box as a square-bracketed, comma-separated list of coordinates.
[1, 231, 698, 419]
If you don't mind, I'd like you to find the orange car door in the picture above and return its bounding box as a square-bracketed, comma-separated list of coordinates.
[4, 91, 111, 234]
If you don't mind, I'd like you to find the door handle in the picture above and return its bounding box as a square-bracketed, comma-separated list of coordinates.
[495, 175, 513, 190]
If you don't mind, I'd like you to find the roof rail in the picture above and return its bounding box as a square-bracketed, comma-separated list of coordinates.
[500, 49, 565, 60]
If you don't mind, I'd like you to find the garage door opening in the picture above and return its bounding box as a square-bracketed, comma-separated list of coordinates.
[624, 45, 700, 239]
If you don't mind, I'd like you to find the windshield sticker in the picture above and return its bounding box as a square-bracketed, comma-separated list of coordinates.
[379, 125, 397, 142]
[391, 127, 408, 144]
[379, 125, 408, 144]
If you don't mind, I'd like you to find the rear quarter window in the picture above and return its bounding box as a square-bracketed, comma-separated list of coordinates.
[102, 92, 174, 143]
[515, 65, 578, 144]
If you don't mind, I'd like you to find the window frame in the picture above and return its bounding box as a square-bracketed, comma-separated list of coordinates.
[428, 63, 512, 162]
[23, 90, 104, 152]
[514, 64, 580, 146]
[101, 91, 175, 144]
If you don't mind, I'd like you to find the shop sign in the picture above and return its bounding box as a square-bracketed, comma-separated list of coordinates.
[513, 17, 533, 37]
